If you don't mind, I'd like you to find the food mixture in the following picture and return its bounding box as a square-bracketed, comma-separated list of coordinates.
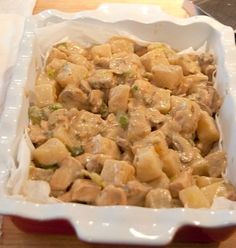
[27, 37, 236, 208]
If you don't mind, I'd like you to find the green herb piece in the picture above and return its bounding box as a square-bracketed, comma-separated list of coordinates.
[48, 103, 63, 112]
[47, 68, 56, 79]
[117, 112, 129, 129]
[28, 106, 44, 125]
[131, 85, 138, 94]
[69, 146, 84, 157]
[100, 102, 109, 119]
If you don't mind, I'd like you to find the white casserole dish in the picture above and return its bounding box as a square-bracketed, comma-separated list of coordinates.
[0, 3, 236, 245]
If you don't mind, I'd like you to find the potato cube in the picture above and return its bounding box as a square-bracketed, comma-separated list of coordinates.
[70, 179, 101, 204]
[91, 44, 112, 59]
[169, 169, 193, 197]
[197, 111, 219, 145]
[152, 64, 183, 90]
[153, 88, 171, 114]
[194, 176, 223, 188]
[141, 49, 169, 71]
[33, 138, 69, 165]
[147, 172, 170, 189]
[161, 149, 181, 178]
[179, 185, 210, 208]
[201, 182, 223, 205]
[86, 134, 120, 160]
[101, 159, 135, 185]
[145, 188, 172, 208]
[108, 85, 130, 113]
[35, 84, 56, 108]
[96, 185, 127, 206]
[134, 146, 163, 182]
[110, 37, 134, 54]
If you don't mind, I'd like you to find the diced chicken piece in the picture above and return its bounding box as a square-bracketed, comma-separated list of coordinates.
[190, 156, 209, 176]
[47, 108, 68, 126]
[70, 179, 101, 204]
[140, 49, 169, 72]
[101, 159, 135, 186]
[199, 53, 216, 80]
[79, 80, 92, 94]
[127, 102, 151, 142]
[59, 84, 88, 110]
[161, 149, 181, 178]
[70, 110, 105, 141]
[29, 166, 54, 182]
[28, 124, 49, 145]
[197, 111, 219, 154]
[201, 182, 223, 205]
[35, 84, 56, 108]
[216, 183, 236, 201]
[96, 185, 127, 206]
[90, 44, 112, 59]
[57, 191, 72, 202]
[169, 168, 193, 198]
[147, 172, 170, 189]
[194, 176, 223, 188]
[171, 134, 195, 163]
[171, 54, 200, 76]
[46, 47, 67, 64]
[86, 134, 121, 160]
[205, 151, 226, 177]
[134, 146, 163, 182]
[108, 85, 130, 113]
[50, 156, 83, 191]
[110, 37, 134, 54]
[56, 62, 88, 88]
[102, 114, 125, 141]
[89, 90, 104, 113]
[145, 188, 172, 208]
[76, 153, 111, 174]
[188, 84, 221, 116]
[170, 96, 201, 137]
[179, 185, 210, 208]
[125, 180, 151, 206]
[88, 69, 114, 89]
[33, 138, 69, 166]
[152, 64, 183, 90]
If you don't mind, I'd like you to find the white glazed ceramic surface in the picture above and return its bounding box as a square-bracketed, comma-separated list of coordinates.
[0, 4, 236, 245]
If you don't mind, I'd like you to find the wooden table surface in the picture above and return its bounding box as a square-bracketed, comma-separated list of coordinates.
[1, 0, 236, 247]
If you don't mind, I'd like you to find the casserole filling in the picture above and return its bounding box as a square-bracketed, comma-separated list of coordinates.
[26, 37, 236, 208]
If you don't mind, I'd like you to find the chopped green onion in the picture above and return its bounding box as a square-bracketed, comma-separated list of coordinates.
[100, 102, 109, 118]
[69, 146, 84, 157]
[29, 106, 44, 125]
[47, 68, 56, 79]
[117, 112, 129, 129]
[131, 85, 138, 94]
[48, 103, 63, 112]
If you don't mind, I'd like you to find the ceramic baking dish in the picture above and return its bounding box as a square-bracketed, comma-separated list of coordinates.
[0, 4, 236, 245]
